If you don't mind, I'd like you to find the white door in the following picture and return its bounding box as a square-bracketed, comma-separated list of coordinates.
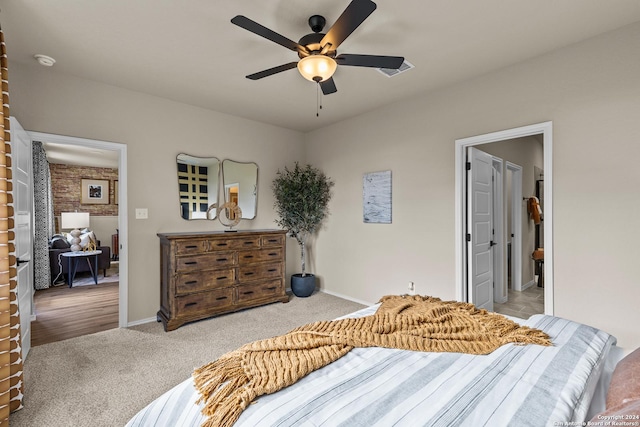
[467, 147, 494, 311]
[11, 117, 33, 358]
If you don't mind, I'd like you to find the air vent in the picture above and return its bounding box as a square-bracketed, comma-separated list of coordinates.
[377, 60, 414, 77]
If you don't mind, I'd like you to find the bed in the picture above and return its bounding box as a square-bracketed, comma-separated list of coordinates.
[127, 298, 620, 427]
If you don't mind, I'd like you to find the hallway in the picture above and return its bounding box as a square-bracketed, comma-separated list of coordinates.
[494, 285, 544, 319]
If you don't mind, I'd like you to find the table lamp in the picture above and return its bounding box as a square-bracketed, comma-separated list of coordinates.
[61, 212, 90, 252]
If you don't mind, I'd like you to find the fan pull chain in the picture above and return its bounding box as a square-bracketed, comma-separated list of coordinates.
[316, 83, 323, 117]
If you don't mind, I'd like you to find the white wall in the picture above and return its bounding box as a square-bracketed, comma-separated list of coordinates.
[305, 22, 640, 351]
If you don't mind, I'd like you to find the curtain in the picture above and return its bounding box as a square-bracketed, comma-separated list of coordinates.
[0, 27, 25, 423]
[32, 141, 53, 289]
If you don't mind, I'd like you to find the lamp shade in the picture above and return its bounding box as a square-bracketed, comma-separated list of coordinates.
[297, 55, 337, 82]
[61, 212, 90, 230]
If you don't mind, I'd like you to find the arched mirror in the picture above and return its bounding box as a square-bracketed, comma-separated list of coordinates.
[222, 159, 258, 219]
[177, 154, 220, 220]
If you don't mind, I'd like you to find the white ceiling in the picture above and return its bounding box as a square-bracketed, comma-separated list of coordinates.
[2, 0, 640, 138]
[40, 141, 119, 169]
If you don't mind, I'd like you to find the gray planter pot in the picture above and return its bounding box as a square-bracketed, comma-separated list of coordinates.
[291, 273, 316, 297]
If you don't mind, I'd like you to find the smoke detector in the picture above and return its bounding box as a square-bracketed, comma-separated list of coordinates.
[34, 54, 56, 67]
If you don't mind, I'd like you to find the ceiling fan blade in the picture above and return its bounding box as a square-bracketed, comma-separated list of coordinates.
[320, 0, 377, 51]
[246, 62, 299, 80]
[231, 15, 308, 55]
[336, 54, 404, 69]
[320, 78, 337, 95]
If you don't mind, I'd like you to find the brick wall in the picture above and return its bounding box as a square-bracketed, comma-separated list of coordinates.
[50, 164, 119, 216]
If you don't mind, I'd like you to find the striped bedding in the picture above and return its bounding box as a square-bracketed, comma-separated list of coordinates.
[126, 305, 615, 427]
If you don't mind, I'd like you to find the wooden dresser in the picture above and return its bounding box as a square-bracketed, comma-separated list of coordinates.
[157, 230, 288, 331]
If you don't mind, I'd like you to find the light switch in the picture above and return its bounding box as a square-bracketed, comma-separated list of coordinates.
[135, 208, 148, 219]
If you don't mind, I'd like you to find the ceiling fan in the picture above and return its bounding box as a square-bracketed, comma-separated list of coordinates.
[231, 0, 404, 95]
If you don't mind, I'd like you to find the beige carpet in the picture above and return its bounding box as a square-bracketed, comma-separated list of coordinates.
[10, 292, 366, 427]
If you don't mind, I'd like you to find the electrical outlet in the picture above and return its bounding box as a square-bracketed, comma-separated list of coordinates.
[135, 208, 148, 219]
[408, 281, 415, 296]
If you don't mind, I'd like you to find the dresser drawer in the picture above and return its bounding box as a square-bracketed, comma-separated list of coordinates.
[176, 252, 236, 272]
[175, 268, 235, 295]
[175, 288, 233, 316]
[238, 248, 284, 265]
[238, 263, 282, 282]
[208, 237, 261, 251]
[261, 234, 285, 247]
[236, 280, 284, 303]
[175, 239, 208, 255]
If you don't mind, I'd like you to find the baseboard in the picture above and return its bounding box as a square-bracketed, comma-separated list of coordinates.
[495, 295, 508, 304]
[521, 280, 536, 291]
[319, 289, 375, 307]
[127, 316, 157, 327]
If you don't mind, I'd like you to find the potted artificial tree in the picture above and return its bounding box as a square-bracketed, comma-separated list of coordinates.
[272, 163, 334, 297]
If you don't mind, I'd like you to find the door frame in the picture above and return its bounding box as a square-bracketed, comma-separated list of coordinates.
[29, 131, 129, 327]
[491, 156, 505, 304]
[454, 121, 553, 315]
[506, 161, 523, 292]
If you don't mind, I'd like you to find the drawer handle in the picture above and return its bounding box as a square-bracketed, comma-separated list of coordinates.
[184, 261, 198, 265]
[216, 276, 228, 280]
[242, 291, 254, 295]
[244, 242, 254, 245]
[243, 255, 254, 259]
[185, 302, 197, 307]
[268, 268, 277, 272]
[267, 239, 278, 243]
[244, 272, 254, 276]
[216, 258, 228, 262]
[268, 252, 277, 256]
[216, 296, 228, 301]
[266, 286, 277, 291]
[185, 280, 198, 285]
[217, 243, 228, 247]
[185, 245, 198, 249]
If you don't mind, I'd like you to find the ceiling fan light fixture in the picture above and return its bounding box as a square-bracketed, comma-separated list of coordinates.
[297, 55, 337, 83]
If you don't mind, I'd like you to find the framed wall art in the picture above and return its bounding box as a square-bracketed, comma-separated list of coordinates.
[81, 179, 109, 204]
[363, 170, 392, 223]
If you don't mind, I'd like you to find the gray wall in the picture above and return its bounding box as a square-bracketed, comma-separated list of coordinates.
[9, 64, 305, 322]
[8, 22, 640, 351]
[305, 22, 640, 351]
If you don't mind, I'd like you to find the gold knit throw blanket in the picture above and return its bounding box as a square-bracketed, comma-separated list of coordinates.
[193, 295, 551, 427]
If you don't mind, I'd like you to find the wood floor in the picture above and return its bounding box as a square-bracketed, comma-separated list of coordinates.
[31, 280, 119, 346]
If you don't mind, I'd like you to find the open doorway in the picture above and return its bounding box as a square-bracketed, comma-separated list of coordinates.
[27, 131, 128, 345]
[472, 140, 544, 318]
[455, 121, 553, 317]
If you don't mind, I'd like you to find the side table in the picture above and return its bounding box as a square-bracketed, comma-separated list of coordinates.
[61, 250, 103, 287]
